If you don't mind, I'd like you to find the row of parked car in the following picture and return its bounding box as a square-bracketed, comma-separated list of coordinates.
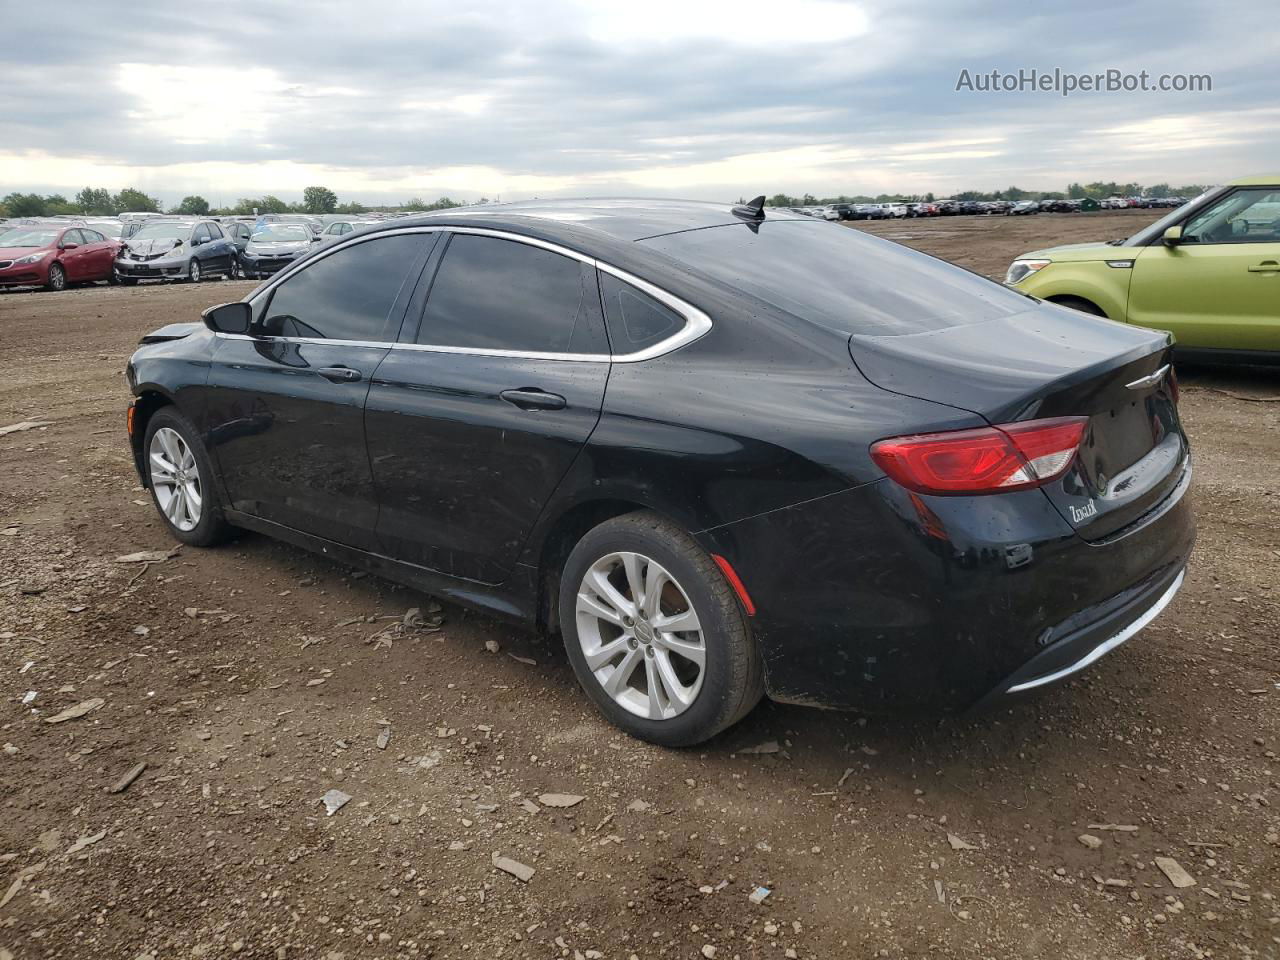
[793, 195, 1189, 221]
[0, 212, 393, 291]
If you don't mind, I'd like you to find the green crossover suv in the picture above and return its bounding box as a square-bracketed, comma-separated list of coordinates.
[1006, 175, 1280, 364]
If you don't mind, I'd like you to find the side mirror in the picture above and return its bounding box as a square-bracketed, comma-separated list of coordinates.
[310, 235, 322, 243]
[1162, 225, 1184, 247]
[61, 242, 79, 250]
[202, 301, 252, 335]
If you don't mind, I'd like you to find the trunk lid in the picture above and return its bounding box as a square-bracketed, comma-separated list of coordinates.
[850, 306, 1188, 541]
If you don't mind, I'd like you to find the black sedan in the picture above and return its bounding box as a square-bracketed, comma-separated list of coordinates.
[123, 198, 1194, 746]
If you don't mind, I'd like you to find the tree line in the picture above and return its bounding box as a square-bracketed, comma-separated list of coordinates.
[0, 186, 482, 219]
[765, 181, 1212, 207]
[3, 180, 1212, 219]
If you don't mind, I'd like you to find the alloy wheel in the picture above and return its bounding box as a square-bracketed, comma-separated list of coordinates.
[149, 427, 203, 532]
[575, 552, 706, 720]
[190, 260, 201, 283]
[48, 264, 65, 291]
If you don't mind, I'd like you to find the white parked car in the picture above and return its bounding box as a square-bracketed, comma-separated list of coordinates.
[878, 203, 909, 218]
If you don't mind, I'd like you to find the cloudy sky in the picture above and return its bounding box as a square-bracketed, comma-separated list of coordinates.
[1, 0, 1274, 206]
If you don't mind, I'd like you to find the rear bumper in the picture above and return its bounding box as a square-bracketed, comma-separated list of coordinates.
[697, 461, 1195, 712]
[971, 562, 1185, 710]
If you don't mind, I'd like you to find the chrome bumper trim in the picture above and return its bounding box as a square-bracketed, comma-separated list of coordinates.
[1006, 568, 1186, 693]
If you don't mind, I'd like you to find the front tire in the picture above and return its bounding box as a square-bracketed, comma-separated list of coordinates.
[1049, 295, 1107, 318]
[559, 512, 763, 747]
[45, 263, 66, 292]
[189, 259, 202, 283]
[143, 408, 233, 547]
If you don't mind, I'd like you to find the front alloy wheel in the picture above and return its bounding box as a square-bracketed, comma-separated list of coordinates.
[46, 263, 66, 291]
[149, 426, 203, 532]
[189, 259, 202, 283]
[576, 552, 707, 720]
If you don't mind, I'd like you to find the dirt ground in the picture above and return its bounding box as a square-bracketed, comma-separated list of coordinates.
[1, 211, 1278, 960]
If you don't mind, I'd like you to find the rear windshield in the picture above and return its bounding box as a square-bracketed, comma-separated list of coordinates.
[641, 221, 1030, 336]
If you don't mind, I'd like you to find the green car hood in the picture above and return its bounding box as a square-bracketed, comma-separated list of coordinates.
[1020, 241, 1126, 263]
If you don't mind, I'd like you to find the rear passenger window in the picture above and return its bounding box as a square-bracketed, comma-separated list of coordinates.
[260, 234, 426, 341]
[598, 272, 684, 352]
[417, 234, 608, 355]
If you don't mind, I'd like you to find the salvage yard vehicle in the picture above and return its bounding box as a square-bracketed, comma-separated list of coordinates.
[240, 223, 320, 277]
[0, 224, 120, 290]
[1007, 175, 1280, 364]
[115, 219, 237, 284]
[124, 198, 1195, 746]
[218, 220, 253, 277]
[318, 219, 369, 243]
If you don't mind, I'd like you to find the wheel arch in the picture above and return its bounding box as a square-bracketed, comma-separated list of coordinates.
[128, 387, 177, 486]
[531, 497, 668, 635]
[1045, 294, 1108, 318]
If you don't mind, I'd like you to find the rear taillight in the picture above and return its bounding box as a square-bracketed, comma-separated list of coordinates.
[871, 417, 1088, 496]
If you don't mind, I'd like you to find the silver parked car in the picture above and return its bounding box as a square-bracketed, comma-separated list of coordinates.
[240, 223, 320, 278]
[115, 219, 237, 284]
[317, 219, 370, 244]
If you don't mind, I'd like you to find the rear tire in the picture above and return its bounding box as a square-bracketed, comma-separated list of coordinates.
[559, 512, 764, 747]
[143, 407, 233, 547]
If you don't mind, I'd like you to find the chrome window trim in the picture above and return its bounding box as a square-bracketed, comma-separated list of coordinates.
[238, 225, 711, 363]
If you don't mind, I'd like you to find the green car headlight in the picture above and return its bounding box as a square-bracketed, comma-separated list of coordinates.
[1005, 258, 1051, 285]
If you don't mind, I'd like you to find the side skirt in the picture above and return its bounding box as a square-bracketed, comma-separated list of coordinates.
[224, 509, 537, 624]
[1173, 346, 1280, 367]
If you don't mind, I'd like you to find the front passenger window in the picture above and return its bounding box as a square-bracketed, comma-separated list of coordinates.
[259, 234, 426, 341]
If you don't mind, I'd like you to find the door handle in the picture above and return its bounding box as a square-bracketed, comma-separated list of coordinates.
[318, 366, 362, 383]
[1247, 261, 1279, 272]
[500, 388, 567, 411]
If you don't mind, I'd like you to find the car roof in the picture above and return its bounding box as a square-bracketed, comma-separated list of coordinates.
[1228, 174, 1280, 186]
[379, 198, 809, 244]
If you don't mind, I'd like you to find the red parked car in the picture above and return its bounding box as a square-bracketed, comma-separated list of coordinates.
[0, 225, 121, 291]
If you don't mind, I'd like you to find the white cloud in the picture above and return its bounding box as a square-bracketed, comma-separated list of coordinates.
[0, 0, 1273, 204]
